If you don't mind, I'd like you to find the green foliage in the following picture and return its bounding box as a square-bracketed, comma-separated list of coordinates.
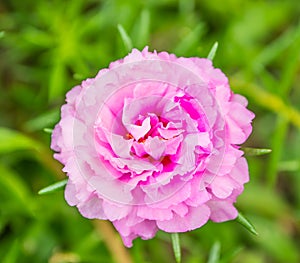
[207, 42, 219, 61]
[118, 24, 133, 52]
[38, 179, 67, 195]
[1, 0, 300, 262]
[171, 233, 181, 263]
[207, 241, 221, 263]
[235, 212, 258, 236]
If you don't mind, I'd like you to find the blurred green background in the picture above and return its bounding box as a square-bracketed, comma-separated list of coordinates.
[1, 0, 300, 262]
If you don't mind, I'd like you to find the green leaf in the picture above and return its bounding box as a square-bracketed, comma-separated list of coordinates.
[171, 233, 181, 263]
[0, 164, 34, 216]
[236, 212, 258, 236]
[179, 0, 195, 15]
[43, 128, 53, 134]
[278, 160, 300, 172]
[0, 31, 5, 38]
[49, 57, 66, 101]
[135, 9, 150, 48]
[174, 23, 205, 55]
[117, 24, 133, 53]
[241, 147, 272, 156]
[207, 241, 221, 263]
[0, 127, 42, 153]
[207, 42, 219, 61]
[24, 108, 59, 132]
[38, 179, 68, 195]
[2, 239, 19, 263]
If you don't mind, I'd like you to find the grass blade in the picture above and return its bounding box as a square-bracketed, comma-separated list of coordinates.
[207, 241, 221, 263]
[236, 212, 258, 236]
[38, 179, 68, 195]
[43, 128, 53, 134]
[171, 233, 181, 263]
[207, 42, 218, 61]
[241, 147, 272, 156]
[117, 24, 133, 53]
[136, 9, 150, 48]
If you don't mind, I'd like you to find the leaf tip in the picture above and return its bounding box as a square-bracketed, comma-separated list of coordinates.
[236, 212, 259, 236]
[38, 179, 67, 195]
[43, 128, 53, 134]
[241, 147, 272, 156]
[117, 24, 133, 52]
[207, 41, 219, 61]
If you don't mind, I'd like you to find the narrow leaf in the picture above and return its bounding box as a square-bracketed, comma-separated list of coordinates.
[25, 108, 59, 132]
[171, 233, 181, 263]
[278, 160, 300, 172]
[3, 239, 19, 263]
[207, 241, 221, 263]
[136, 9, 150, 48]
[241, 147, 272, 156]
[207, 42, 218, 61]
[0, 127, 42, 153]
[0, 164, 34, 215]
[38, 179, 68, 195]
[174, 23, 205, 55]
[43, 128, 53, 134]
[236, 212, 258, 236]
[117, 24, 133, 53]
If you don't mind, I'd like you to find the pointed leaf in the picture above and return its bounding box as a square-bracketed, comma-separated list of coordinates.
[136, 9, 150, 48]
[171, 233, 181, 263]
[207, 42, 218, 61]
[236, 212, 258, 236]
[0, 127, 42, 153]
[0, 164, 34, 215]
[25, 108, 59, 132]
[174, 23, 205, 55]
[3, 239, 19, 263]
[117, 24, 133, 53]
[207, 241, 221, 263]
[43, 128, 53, 134]
[38, 179, 68, 195]
[241, 147, 272, 156]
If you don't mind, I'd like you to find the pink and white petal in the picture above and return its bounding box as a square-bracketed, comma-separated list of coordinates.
[102, 200, 131, 221]
[111, 158, 161, 174]
[137, 206, 173, 221]
[210, 176, 234, 199]
[96, 127, 133, 158]
[126, 117, 151, 141]
[146, 181, 191, 209]
[176, 134, 198, 173]
[170, 203, 188, 217]
[157, 205, 210, 232]
[185, 185, 211, 207]
[144, 136, 166, 160]
[165, 135, 183, 155]
[226, 117, 248, 145]
[207, 200, 238, 222]
[113, 218, 157, 247]
[132, 141, 147, 157]
[230, 157, 249, 185]
[65, 85, 82, 104]
[64, 180, 80, 206]
[228, 101, 255, 127]
[158, 127, 184, 139]
[77, 195, 107, 220]
[88, 176, 133, 204]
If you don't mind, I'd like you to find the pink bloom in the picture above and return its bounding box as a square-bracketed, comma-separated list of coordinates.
[51, 47, 254, 247]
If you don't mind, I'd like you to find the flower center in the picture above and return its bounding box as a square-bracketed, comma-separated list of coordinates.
[123, 114, 183, 161]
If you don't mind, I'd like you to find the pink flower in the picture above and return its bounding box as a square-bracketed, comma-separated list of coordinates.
[51, 47, 254, 247]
